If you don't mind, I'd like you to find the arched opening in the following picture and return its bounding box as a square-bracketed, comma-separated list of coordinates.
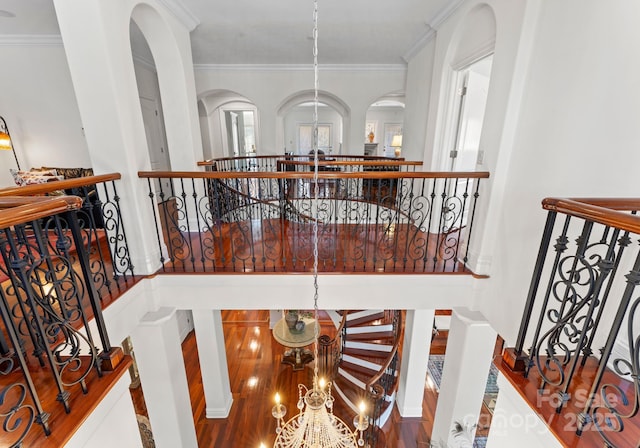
[129, 19, 172, 196]
[437, 4, 496, 172]
[365, 94, 405, 157]
[277, 90, 350, 155]
[198, 90, 259, 159]
[130, 3, 203, 171]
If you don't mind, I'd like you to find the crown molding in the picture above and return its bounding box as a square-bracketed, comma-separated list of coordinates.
[194, 63, 407, 72]
[402, 0, 466, 63]
[428, 0, 466, 30]
[156, 0, 200, 32]
[0, 34, 62, 46]
[402, 27, 436, 63]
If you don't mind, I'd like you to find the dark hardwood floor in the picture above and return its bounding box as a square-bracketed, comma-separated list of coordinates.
[130, 310, 490, 447]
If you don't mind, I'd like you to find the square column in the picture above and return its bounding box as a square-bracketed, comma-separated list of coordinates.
[431, 308, 497, 447]
[396, 309, 435, 417]
[131, 307, 197, 448]
[193, 309, 233, 418]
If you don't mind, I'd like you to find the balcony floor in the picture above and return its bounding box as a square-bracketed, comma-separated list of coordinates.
[158, 217, 473, 274]
[499, 354, 640, 447]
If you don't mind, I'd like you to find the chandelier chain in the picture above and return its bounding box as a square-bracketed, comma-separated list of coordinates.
[312, 0, 320, 380]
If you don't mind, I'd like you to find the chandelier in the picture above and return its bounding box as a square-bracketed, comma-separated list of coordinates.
[263, 1, 369, 447]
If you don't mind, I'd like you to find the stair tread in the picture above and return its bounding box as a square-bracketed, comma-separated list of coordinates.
[339, 364, 378, 384]
[343, 347, 393, 359]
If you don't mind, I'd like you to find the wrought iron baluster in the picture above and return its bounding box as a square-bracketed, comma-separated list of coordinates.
[580, 227, 628, 363]
[0, 285, 51, 443]
[146, 178, 166, 272]
[462, 179, 481, 271]
[63, 210, 112, 362]
[100, 181, 134, 279]
[578, 241, 640, 441]
[6, 220, 72, 412]
[517, 211, 562, 369]
[553, 221, 617, 412]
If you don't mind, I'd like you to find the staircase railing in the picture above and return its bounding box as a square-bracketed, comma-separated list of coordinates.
[0, 195, 128, 447]
[318, 312, 348, 379]
[139, 170, 489, 274]
[362, 310, 401, 447]
[0, 174, 135, 299]
[503, 197, 640, 447]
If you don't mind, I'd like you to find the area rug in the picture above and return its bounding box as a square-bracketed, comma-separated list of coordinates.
[427, 355, 498, 394]
[136, 414, 156, 448]
[427, 355, 496, 448]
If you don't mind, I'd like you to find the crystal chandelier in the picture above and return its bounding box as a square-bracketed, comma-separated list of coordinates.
[265, 1, 369, 447]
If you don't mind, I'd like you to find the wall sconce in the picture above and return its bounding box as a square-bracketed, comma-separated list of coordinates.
[391, 134, 403, 158]
[0, 116, 21, 170]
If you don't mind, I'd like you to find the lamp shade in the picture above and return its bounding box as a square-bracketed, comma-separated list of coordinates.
[0, 131, 11, 151]
[391, 135, 402, 147]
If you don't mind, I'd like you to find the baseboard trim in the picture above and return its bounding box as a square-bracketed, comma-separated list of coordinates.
[205, 396, 233, 418]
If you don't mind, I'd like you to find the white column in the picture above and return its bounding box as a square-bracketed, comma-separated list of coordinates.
[431, 308, 497, 447]
[131, 307, 198, 448]
[53, 0, 203, 274]
[396, 309, 435, 417]
[193, 309, 233, 418]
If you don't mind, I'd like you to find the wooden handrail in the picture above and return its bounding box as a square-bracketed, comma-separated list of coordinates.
[0, 196, 83, 228]
[139, 170, 490, 180]
[320, 312, 349, 348]
[0, 173, 121, 198]
[543, 198, 640, 235]
[365, 311, 402, 394]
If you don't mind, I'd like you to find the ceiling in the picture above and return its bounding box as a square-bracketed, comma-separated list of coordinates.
[0, 0, 460, 65]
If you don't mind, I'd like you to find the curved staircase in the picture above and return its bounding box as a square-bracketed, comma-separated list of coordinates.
[321, 310, 402, 447]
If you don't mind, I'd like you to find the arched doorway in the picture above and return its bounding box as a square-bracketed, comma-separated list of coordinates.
[198, 90, 260, 159]
[276, 90, 350, 155]
[365, 94, 405, 157]
[129, 20, 171, 196]
[438, 4, 496, 172]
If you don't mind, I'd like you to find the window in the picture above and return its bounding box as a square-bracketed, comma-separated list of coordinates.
[298, 124, 332, 154]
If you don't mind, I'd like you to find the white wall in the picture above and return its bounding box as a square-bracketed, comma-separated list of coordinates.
[0, 44, 89, 187]
[403, 40, 436, 163]
[64, 373, 142, 448]
[476, 0, 640, 345]
[194, 66, 406, 155]
[486, 374, 562, 448]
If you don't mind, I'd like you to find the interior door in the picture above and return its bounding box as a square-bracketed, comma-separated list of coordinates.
[443, 56, 492, 233]
[140, 97, 171, 202]
[450, 69, 490, 172]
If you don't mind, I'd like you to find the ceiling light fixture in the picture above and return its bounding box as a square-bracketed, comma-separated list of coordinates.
[267, 1, 368, 447]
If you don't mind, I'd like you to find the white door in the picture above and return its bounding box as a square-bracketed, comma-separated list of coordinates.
[450, 65, 491, 171]
[140, 97, 171, 202]
[442, 55, 493, 233]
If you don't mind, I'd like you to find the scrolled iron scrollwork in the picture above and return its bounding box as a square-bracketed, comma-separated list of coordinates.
[0, 383, 36, 448]
[590, 293, 640, 447]
[534, 254, 598, 387]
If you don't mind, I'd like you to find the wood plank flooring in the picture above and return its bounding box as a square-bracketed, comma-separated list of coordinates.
[158, 216, 473, 274]
[129, 310, 488, 448]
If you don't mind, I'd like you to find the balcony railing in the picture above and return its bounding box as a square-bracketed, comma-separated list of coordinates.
[0, 191, 132, 447]
[139, 168, 489, 274]
[198, 154, 421, 173]
[0, 174, 135, 301]
[503, 197, 640, 447]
